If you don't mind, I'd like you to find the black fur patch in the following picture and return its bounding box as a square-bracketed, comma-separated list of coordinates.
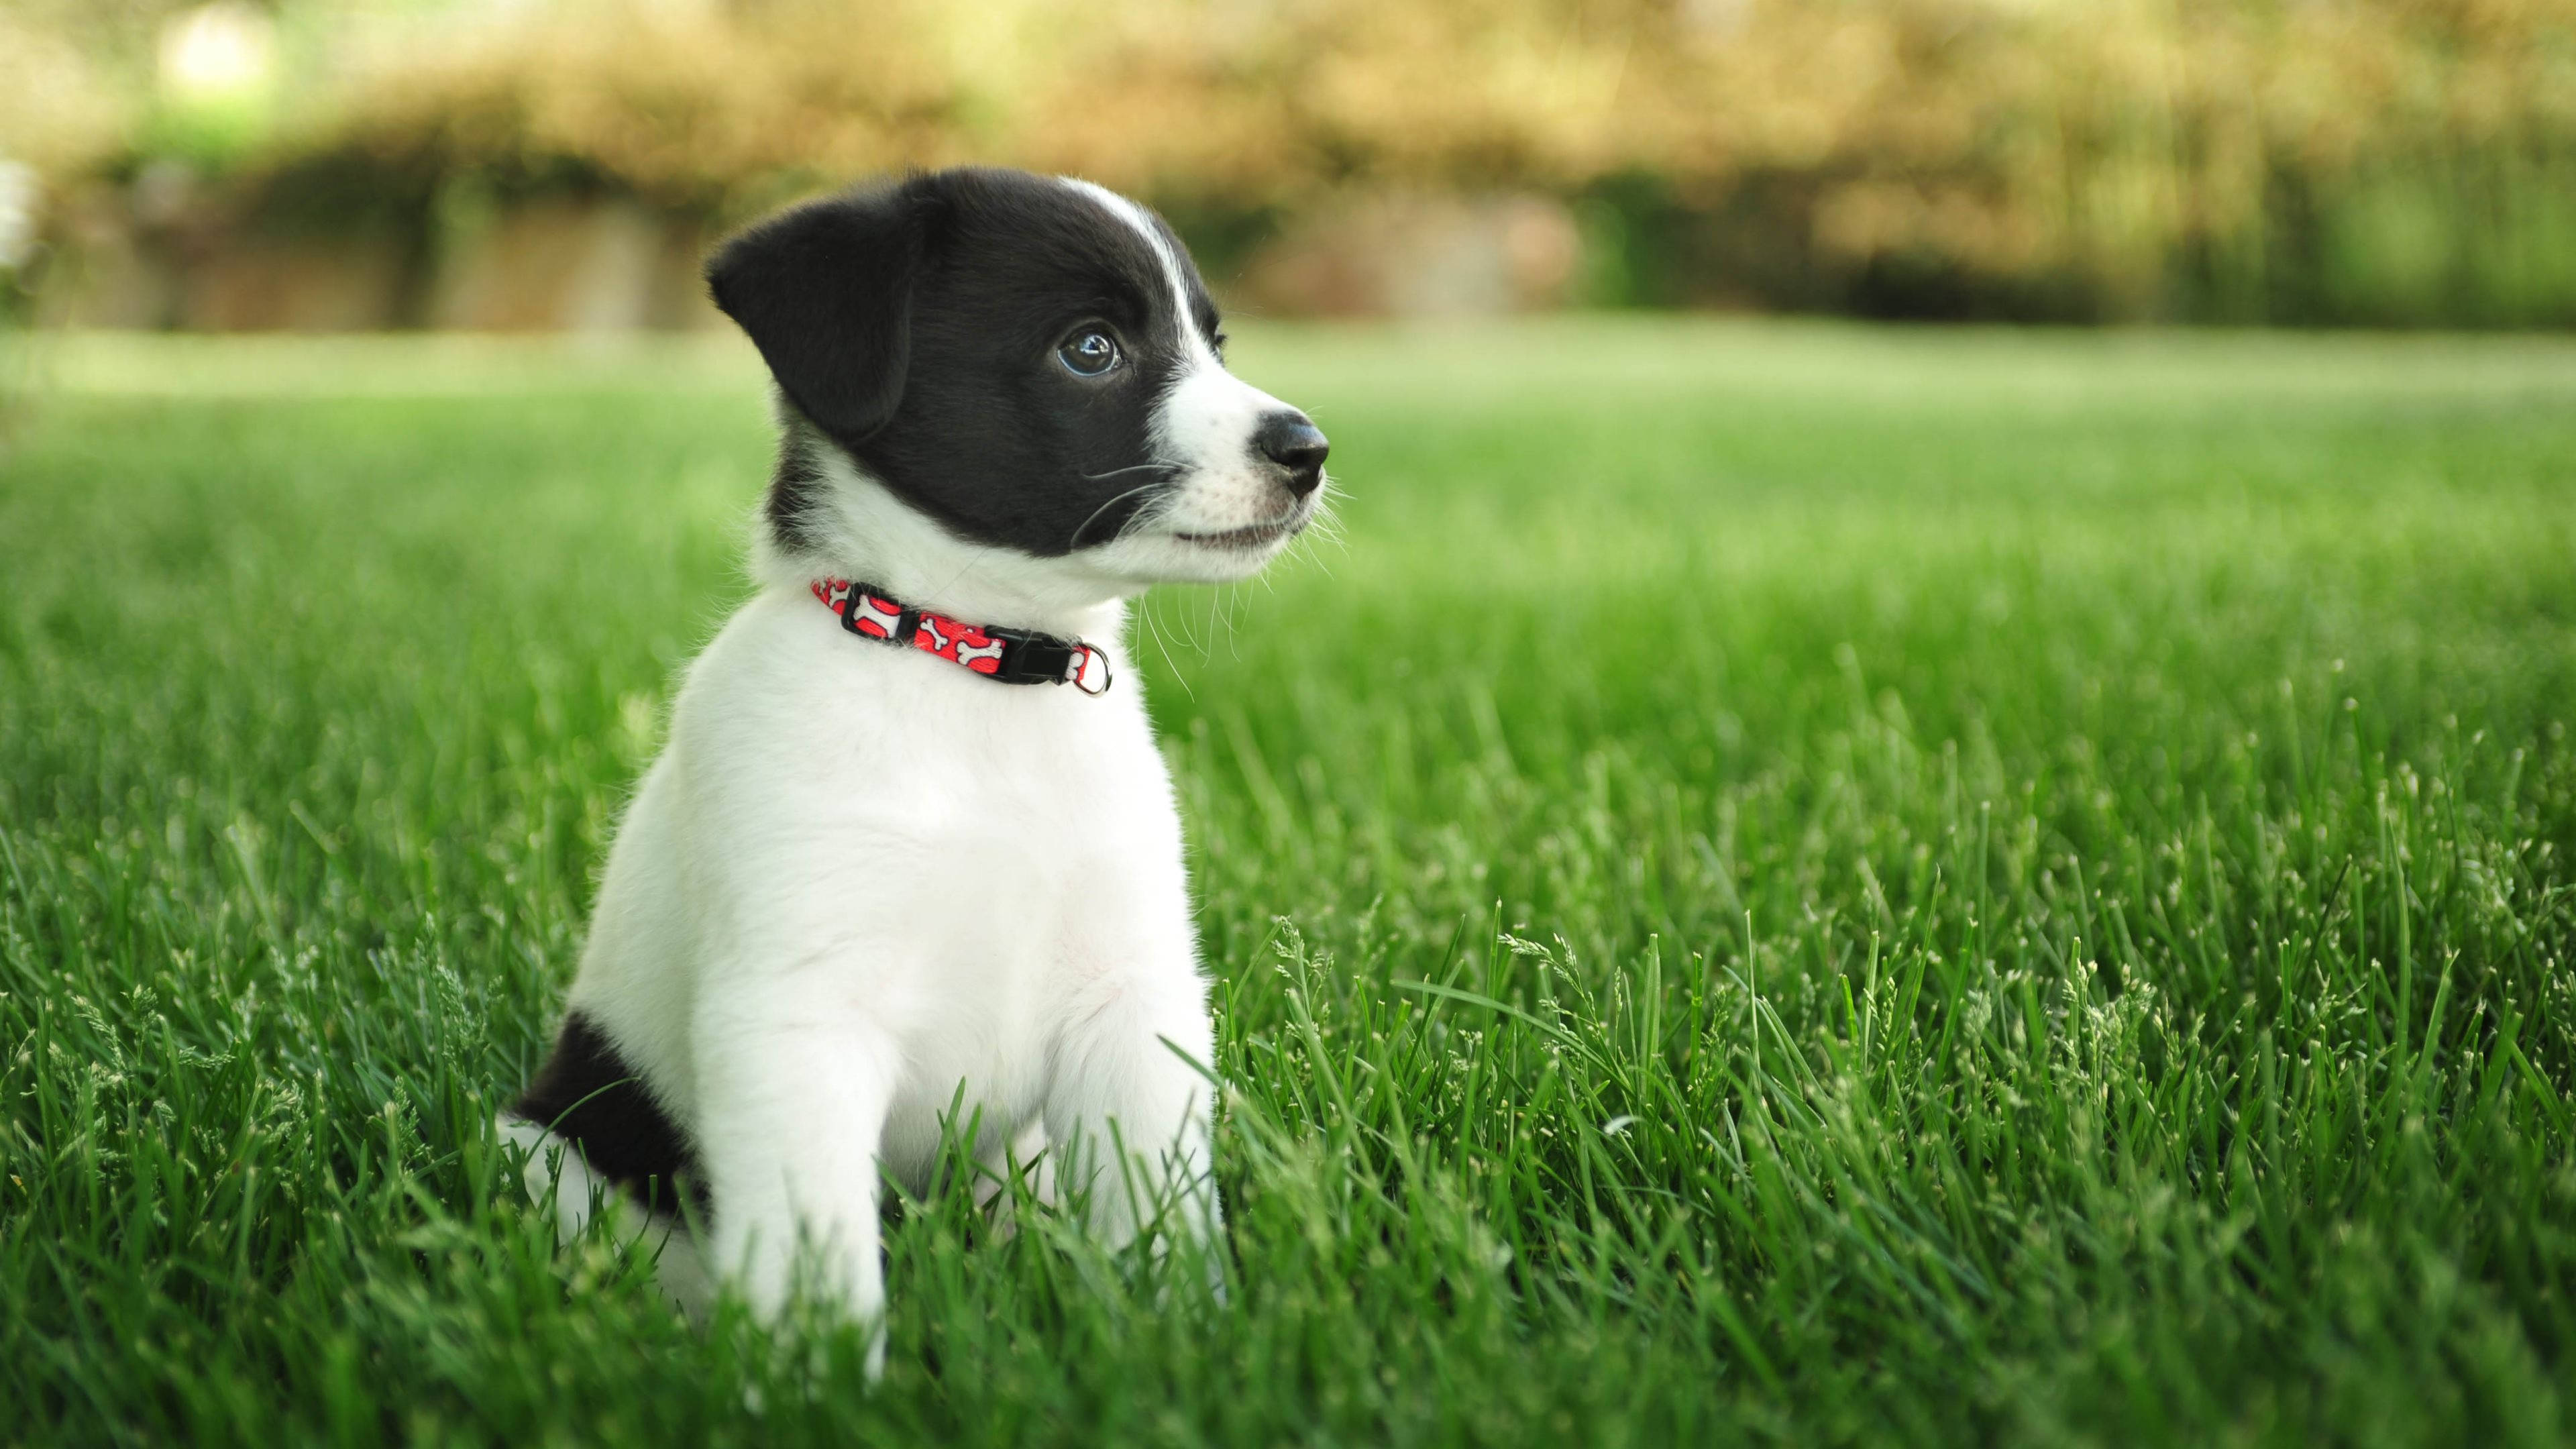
[508, 1010, 705, 1219]
[708, 167, 1225, 560]
[766, 420, 830, 557]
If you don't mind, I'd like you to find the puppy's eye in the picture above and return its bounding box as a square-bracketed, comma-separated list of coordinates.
[1057, 330, 1122, 377]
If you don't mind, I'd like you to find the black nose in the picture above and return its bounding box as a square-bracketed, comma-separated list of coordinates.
[1254, 412, 1330, 497]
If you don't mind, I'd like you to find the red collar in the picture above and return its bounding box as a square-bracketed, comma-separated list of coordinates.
[810, 578, 1114, 695]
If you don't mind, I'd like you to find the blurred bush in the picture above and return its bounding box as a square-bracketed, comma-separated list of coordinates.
[14, 0, 2576, 326]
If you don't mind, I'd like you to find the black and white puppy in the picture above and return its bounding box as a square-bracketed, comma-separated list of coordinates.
[498, 168, 1326, 1364]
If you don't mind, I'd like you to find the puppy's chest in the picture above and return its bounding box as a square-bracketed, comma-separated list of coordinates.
[806, 680, 1171, 850]
[773, 672, 1184, 1131]
[690, 610, 1189, 985]
[759, 653, 1185, 930]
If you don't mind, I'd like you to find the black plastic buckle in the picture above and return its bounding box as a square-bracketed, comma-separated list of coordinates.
[989, 630, 1112, 694]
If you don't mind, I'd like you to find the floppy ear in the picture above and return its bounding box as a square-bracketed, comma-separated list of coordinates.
[706, 179, 938, 441]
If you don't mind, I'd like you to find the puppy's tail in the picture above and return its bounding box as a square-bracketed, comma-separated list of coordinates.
[494, 1114, 715, 1320]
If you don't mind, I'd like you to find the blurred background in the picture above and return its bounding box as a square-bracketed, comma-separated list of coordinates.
[5, 0, 2573, 335]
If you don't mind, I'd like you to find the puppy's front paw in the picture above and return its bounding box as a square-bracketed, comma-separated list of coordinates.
[719, 1222, 891, 1382]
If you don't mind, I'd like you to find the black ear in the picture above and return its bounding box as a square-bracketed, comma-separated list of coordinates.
[706, 178, 940, 441]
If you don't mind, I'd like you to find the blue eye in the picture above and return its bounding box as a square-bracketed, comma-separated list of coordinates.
[1057, 330, 1121, 376]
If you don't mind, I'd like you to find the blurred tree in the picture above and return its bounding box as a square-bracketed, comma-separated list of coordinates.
[14, 0, 2576, 325]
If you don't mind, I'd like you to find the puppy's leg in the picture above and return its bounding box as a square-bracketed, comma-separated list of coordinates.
[692, 981, 900, 1370]
[1043, 985, 1223, 1264]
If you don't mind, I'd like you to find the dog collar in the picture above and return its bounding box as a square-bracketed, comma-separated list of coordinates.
[810, 578, 1114, 695]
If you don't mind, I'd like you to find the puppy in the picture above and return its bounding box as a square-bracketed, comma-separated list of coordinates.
[498, 168, 1327, 1362]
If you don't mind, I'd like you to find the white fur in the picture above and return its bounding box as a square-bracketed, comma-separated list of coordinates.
[503, 177, 1316, 1374]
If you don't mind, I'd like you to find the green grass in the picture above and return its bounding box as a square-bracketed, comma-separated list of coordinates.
[5, 319, 2576, 1446]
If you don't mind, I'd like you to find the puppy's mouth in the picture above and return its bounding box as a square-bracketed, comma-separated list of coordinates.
[1171, 498, 1314, 551]
[1173, 519, 1300, 550]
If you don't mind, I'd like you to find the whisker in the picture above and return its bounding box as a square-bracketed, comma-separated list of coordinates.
[1081, 462, 1182, 482]
[1212, 583, 1242, 662]
[1138, 593, 1195, 700]
[1067, 480, 1170, 549]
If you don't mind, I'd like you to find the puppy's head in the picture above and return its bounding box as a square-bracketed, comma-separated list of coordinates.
[709, 168, 1327, 589]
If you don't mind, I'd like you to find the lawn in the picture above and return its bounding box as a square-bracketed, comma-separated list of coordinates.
[5, 319, 2575, 1446]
